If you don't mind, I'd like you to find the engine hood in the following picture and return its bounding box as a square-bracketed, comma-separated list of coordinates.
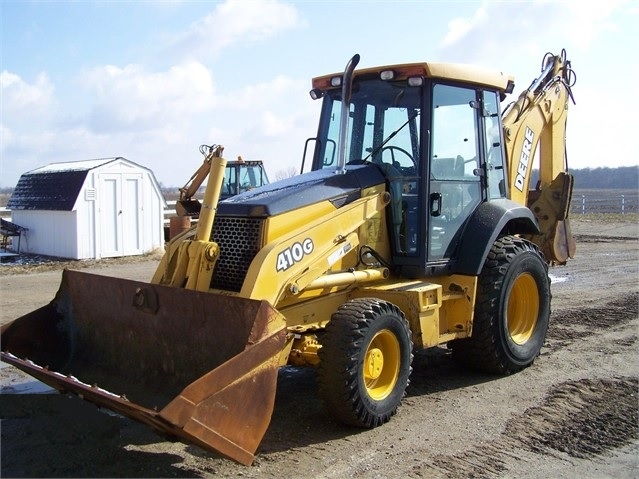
[217, 164, 386, 217]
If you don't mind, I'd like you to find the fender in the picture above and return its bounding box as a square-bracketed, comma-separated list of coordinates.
[454, 199, 540, 275]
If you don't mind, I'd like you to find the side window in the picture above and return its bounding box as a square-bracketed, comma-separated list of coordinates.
[378, 107, 419, 170]
[225, 165, 238, 196]
[482, 90, 507, 199]
[431, 85, 479, 180]
[238, 165, 266, 192]
[322, 100, 343, 168]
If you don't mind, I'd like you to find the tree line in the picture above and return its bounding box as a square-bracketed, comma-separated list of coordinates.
[533, 166, 638, 190]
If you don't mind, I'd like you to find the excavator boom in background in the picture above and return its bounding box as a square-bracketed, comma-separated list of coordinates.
[1, 50, 576, 465]
[175, 143, 269, 217]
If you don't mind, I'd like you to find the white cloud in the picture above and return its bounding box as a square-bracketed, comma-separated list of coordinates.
[0, 70, 55, 115]
[1, 71, 58, 178]
[81, 61, 216, 133]
[260, 110, 290, 137]
[220, 74, 300, 110]
[197, 74, 320, 174]
[169, 0, 306, 58]
[441, 7, 488, 47]
[437, 0, 632, 68]
[561, 0, 629, 49]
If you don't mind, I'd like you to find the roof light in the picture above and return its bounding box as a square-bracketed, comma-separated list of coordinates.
[407, 76, 423, 87]
[330, 76, 342, 87]
[309, 88, 324, 100]
[380, 70, 395, 81]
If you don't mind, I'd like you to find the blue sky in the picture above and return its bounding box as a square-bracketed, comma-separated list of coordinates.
[1, 0, 638, 188]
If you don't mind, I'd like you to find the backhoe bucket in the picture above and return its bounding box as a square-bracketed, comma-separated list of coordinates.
[1, 269, 287, 465]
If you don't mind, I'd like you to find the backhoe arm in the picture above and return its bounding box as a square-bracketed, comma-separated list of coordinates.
[175, 144, 217, 217]
[179, 152, 212, 202]
[502, 49, 576, 263]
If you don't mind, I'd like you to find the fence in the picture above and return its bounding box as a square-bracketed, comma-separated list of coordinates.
[570, 193, 638, 215]
[1, 193, 637, 224]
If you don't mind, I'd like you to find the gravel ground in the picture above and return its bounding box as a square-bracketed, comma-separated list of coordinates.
[1, 216, 637, 478]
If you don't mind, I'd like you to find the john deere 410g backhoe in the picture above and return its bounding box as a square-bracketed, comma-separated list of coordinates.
[1, 49, 576, 465]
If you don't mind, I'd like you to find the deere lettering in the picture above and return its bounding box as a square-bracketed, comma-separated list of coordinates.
[514, 126, 535, 192]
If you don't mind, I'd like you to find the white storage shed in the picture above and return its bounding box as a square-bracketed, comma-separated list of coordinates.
[8, 157, 166, 260]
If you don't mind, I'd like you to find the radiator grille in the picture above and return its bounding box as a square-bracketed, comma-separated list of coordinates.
[210, 216, 263, 292]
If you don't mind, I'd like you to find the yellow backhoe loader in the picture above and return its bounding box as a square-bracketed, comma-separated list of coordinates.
[175, 143, 269, 217]
[1, 49, 576, 465]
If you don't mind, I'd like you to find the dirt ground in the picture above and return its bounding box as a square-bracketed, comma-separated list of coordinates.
[1, 216, 637, 478]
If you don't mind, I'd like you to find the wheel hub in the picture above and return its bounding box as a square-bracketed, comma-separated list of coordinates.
[507, 272, 540, 345]
[365, 348, 384, 380]
[363, 329, 400, 400]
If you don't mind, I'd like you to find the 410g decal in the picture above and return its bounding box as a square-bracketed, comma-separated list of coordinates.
[276, 238, 314, 272]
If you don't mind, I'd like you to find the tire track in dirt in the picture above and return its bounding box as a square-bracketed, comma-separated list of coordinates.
[505, 377, 638, 458]
[428, 377, 638, 479]
[546, 292, 638, 347]
[422, 293, 639, 479]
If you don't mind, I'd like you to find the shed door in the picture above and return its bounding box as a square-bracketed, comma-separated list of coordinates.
[100, 173, 143, 257]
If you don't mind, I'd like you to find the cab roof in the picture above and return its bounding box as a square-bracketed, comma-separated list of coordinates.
[312, 61, 515, 92]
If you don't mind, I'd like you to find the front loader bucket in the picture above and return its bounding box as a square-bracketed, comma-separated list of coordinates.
[1, 269, 287, 465]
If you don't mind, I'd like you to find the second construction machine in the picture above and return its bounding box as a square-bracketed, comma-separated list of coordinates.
[1, 50, 576, 465]
[174, 144, 269, 217]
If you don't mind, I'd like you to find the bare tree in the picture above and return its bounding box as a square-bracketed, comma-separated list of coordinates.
[274, 166, 299, 181]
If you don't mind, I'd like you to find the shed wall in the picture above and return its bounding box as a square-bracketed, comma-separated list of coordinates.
[11, 210, 79, 259]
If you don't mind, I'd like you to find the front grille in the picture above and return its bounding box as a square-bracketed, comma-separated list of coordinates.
[210, 216, 263, 292]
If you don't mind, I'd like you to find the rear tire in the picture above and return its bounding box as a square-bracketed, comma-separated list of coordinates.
[318, 298, 413, 427]
[451, 235, 550, 374]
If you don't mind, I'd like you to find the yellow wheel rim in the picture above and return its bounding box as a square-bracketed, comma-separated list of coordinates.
[507, 272, 540, 345]
[363, 329, 400, 400]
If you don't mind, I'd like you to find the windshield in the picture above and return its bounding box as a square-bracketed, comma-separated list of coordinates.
[316, 78, 422, 174]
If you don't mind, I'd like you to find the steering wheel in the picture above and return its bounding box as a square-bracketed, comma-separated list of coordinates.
[380, 146, 415, 167]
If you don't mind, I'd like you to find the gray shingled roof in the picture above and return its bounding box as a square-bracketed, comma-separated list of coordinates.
[8, 158, 119, 211]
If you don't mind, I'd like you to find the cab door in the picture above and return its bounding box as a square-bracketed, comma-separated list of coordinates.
[428, 84, 482, 262]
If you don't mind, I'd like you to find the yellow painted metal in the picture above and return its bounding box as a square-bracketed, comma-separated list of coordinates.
[313, 62, 513, 93]
[241, 191, 390, 305]
[354, 275, 477, 349]
[280, 290, 352, 331]
[524, 172, 576, 264]
[288, 334, 322, 367]
[152, 146, 227, 292]
[364, 329, 400, 401]
[195, 149, 227, 242]
[300, 267, 389, 292]
[502, 54, 571, 208]
[506, 272, 540, 345]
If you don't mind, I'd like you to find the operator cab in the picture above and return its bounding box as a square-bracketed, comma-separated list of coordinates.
[307, 63, 511, 277]
[221, 160, 269, 200]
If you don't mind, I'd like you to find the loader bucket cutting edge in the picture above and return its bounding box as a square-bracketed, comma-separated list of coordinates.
[0, 269, 288, 466]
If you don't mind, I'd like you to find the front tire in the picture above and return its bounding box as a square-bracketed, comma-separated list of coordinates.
[451, 235, 551, 374]
[318, 298, 413, 427]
